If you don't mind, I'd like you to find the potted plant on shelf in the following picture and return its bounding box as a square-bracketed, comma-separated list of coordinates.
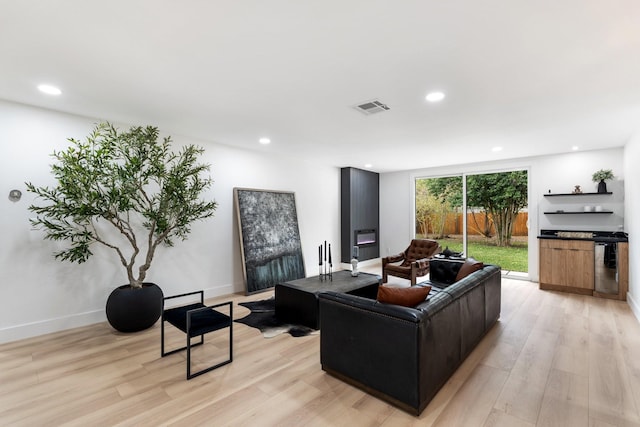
[26, 122, 218, 332]
[592, 169, 614, 193]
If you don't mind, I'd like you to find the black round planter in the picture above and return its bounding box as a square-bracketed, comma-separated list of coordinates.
[106, 283, 164, 332]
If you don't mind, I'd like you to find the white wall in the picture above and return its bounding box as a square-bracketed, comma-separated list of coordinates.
[380, 148, 625, 284]
[624, 131, 640, 319]
[0, 100, 341, 343]
[3, 99, 635, 343]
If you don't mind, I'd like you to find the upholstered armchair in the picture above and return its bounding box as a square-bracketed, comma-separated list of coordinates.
[382, 239, 441, 285]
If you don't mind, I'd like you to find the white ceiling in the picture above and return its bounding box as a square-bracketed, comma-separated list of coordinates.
[1, 0, 639, 172]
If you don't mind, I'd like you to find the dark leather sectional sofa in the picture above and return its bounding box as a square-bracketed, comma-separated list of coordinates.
[318, 258, 501, 415]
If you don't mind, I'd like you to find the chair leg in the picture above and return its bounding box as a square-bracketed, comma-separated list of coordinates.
[186, 335, 205, 379]
[229, 304, 233, 363]
[185, 314, 206, 379]
[161, 315, 166, 356]
[186, 332, 233, 380]
[185, 303, 233, 380]
[187, 333, 192, 380]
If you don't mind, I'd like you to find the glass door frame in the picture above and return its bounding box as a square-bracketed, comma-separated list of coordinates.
[412, 166, 531, 277]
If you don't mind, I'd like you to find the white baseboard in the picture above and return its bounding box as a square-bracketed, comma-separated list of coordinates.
[628, 291, 640, 324]
[0, 283, 237, 345]
[204, 283, 235, 300]
[0, 310, 105, 345]
[338, 258, 381, 271]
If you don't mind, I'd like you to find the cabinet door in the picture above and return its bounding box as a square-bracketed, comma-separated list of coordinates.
[550, 248, 567, 286]
[566, 240, 594, 290]
[540, 240, 568, 286]
[539, 241, 554, 285]
[565, 248, 594, 289]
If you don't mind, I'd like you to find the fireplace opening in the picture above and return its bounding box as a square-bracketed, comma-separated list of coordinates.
[355, 229, 376, 246]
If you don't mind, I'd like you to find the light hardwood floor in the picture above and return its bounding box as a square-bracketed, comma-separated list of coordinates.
[1, 266, 640, 426]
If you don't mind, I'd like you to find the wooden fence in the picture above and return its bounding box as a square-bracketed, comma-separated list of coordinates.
[418, 212, 529, 236]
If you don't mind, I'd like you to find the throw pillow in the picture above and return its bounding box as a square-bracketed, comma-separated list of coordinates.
[377, 285, 432, 307]
[455, 258, 484, 281]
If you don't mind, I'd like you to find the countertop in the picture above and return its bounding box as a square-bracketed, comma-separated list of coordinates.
[538, 229, 628, 243]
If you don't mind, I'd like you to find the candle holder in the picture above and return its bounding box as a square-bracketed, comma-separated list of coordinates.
[318, 241, 333, 281]
[319, 261, 333, 281]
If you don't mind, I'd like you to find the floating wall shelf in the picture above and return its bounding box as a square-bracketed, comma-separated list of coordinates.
[544, 211, 613, 215]
[544, 192, 612, 197]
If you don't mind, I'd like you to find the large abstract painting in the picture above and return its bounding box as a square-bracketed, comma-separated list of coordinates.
[234, 188, 306, 294]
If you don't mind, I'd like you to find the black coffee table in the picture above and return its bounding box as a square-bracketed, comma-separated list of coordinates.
[275, 270, 381, 329]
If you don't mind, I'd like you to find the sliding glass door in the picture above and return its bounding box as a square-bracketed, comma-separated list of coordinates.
[415, 169, 528, 274]
[415, 175, 464, 253]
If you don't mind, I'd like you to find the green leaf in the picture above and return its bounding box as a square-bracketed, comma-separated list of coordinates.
[26, 121, 217, 285]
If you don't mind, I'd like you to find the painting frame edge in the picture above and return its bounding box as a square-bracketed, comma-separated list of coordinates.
[233, 187, 306, 295]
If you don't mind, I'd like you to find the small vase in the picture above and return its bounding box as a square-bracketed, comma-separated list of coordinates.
[351, 257, 359, 276]
[597, 179, 607, 193]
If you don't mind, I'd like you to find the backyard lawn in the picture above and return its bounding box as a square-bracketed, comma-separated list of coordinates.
[421, 235, 528, 273]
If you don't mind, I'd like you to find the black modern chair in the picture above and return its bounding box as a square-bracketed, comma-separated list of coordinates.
[161, 290, 233, 379]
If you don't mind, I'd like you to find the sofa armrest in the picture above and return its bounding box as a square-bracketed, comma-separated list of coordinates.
[383, 252, 405, 266]
[319, 265, 501, 416]
[319, 289, 462, 415]
[413, 258, 430, 271]
[319, 291, 426, 412]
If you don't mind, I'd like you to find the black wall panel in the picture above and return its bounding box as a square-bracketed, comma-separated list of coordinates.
[341, 167, 380, 262]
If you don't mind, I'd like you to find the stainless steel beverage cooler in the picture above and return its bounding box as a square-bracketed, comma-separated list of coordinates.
[594, 242, 618, 294]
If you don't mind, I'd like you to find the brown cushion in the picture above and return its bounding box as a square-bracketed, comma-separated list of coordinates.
[384, 264, 412, 274]
[377, 285, 432, 307]
[455, 258, 484, 281]
[405, 239, 440, 262]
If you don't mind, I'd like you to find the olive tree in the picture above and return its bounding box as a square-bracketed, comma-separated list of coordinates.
[26, 122, 218, 288]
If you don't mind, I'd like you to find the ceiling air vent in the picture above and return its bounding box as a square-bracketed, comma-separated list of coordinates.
[353, 99, 390, 115]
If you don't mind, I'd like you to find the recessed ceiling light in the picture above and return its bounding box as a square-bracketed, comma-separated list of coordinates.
[364, 164, 373, 168]
[425, 91, 445, 102]
[492, 146, 503, 152]
[37, 84, 62, 95]
[258, 137, 271, 145]
[572, 146, 579, 151]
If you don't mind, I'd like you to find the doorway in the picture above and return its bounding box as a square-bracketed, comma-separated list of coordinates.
[414, 170, 529, 275]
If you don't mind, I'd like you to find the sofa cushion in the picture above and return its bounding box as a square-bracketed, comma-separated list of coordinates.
[403, 239, 440, 265]
[455, 258, 484, 281]
[385, 263, 413, 274]
[377, 285, 432, 307]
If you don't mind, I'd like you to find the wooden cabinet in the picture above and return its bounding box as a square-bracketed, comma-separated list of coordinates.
[539, 239, 594, 295]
